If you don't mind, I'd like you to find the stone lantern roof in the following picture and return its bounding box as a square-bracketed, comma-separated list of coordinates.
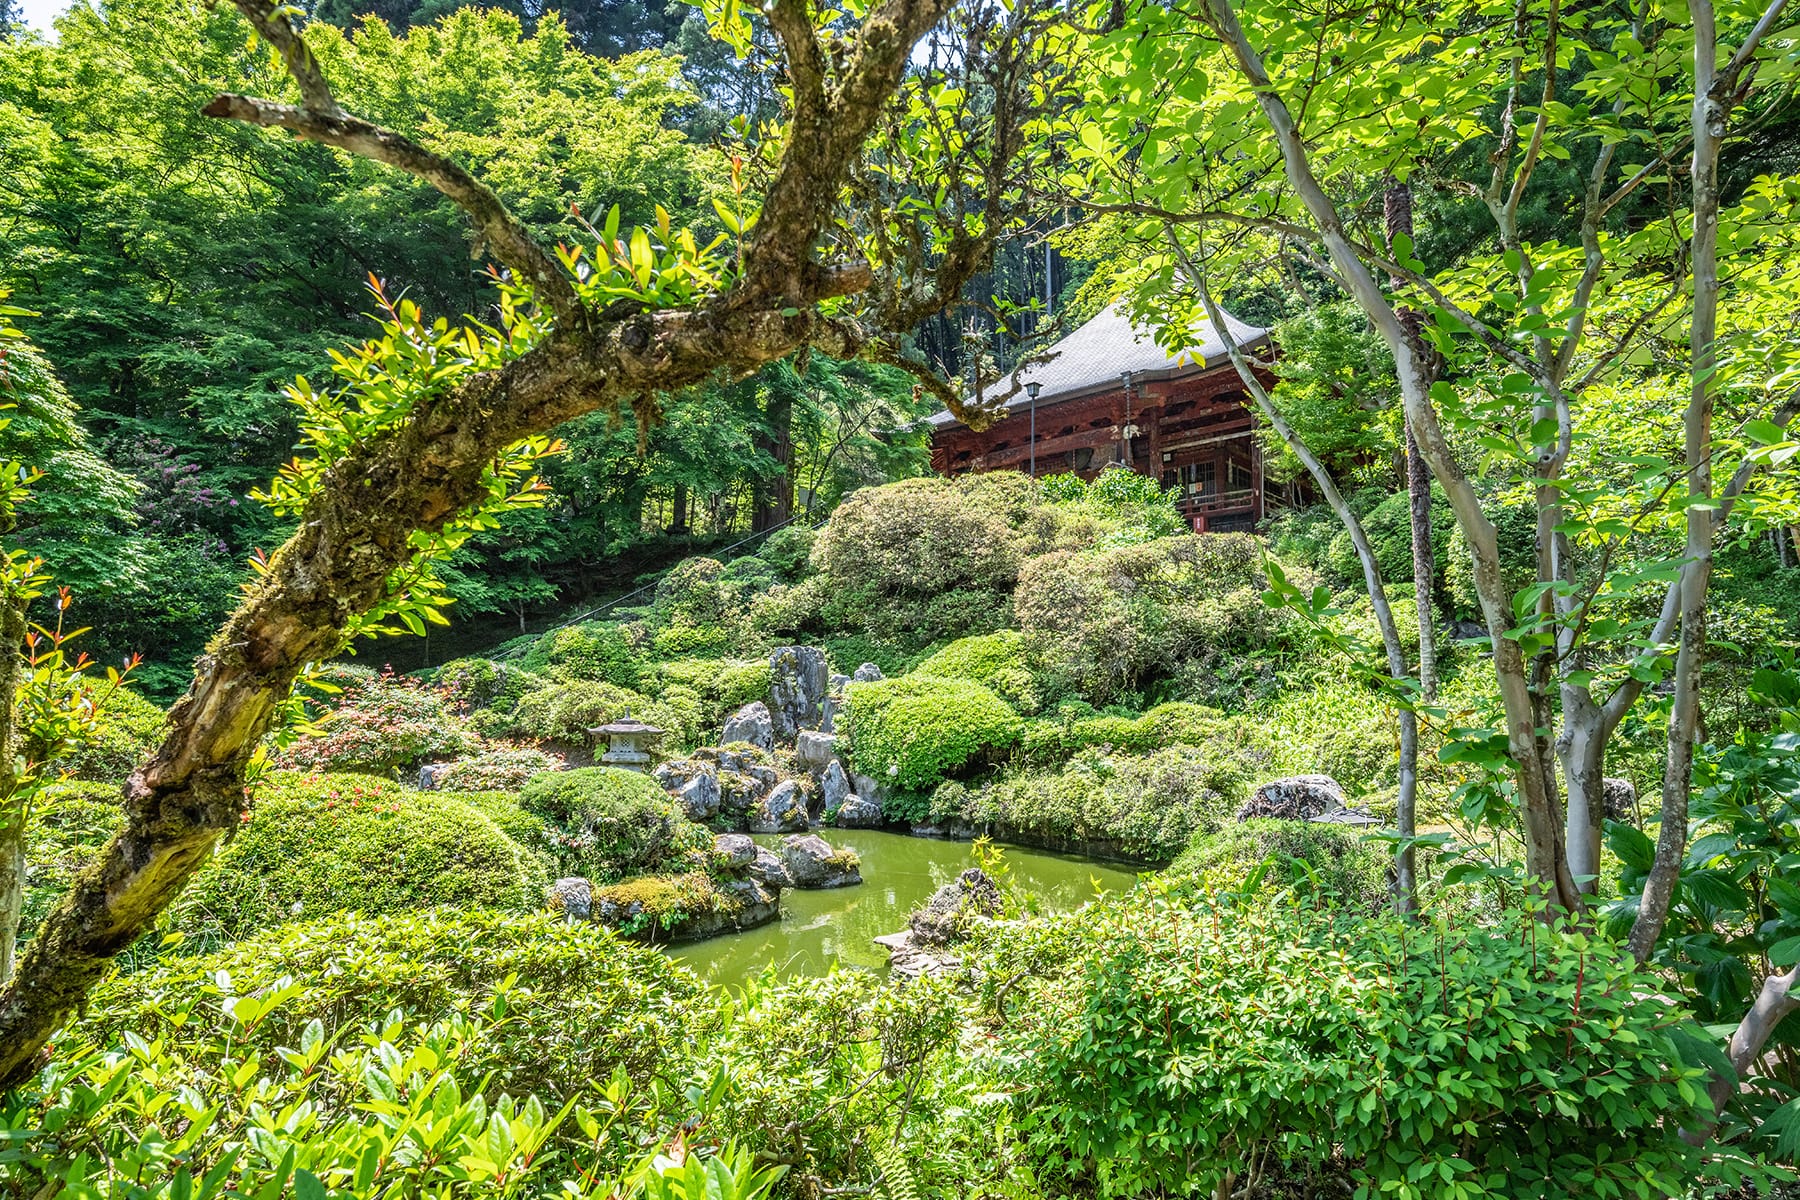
[589, 711, 666, 772]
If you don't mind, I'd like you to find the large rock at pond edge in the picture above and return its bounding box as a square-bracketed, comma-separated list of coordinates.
[722, 701, 776, 751]
[909, 867, 1003, 947]
[748, 779, 809, 833]
[547, 877, 593, 923]
[819, 760, 852, 812]
[852, 771, 885, 806]
[875, 930, 959, 979]
[768, 646, 831, 741]
[716, 877, 780, 930]
[1238, 774, 1347, 822]
[852, 662, 884, 682]
[748, 844, 793, 888]
[713, 833, 757, 870]
[781, 833, 862, 889]
[834, 794, 884, 828]
[795, 730, 838, 772]
[1602, 777, 1638, 821]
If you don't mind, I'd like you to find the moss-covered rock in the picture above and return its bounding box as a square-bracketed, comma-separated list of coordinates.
[1167, 818, 1392, 911]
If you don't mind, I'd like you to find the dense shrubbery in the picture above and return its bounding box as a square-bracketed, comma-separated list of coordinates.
[49, 688, 164, 782]
[434, 746, 564, 790]
[20, 783, 121, 942]
[844, 675, 1024, 794]
[520, 622, 646, 687]
[1017, 701, 1270, 765]
[174, 773, 546, 945]
[998, 891, 1718, 1200]
[277, 671, 483, 775]
[1168, 818, 1391, 909]
[913, 630, 1045, 712]
[492, 677, 689, 747]
[1015, 533, 1288, 704]
[519, 766, 711, 881]
[934, 743, 1258, 861]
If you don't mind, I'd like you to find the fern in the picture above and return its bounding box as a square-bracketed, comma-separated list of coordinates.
[873, 1139, 921, 1200]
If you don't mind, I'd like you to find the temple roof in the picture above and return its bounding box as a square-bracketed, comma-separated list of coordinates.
[926, 302, 1270, 430]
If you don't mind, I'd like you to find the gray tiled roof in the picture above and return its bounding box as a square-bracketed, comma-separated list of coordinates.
[926, 302, 1270, 430]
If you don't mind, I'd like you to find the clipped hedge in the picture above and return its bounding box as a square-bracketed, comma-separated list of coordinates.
[518, 766, 711, 882]
[844, 675, 1023, 794]
[275, 673, 481, 776]
[433, 747, 563, 791]
[1167, 818, 1391, 911]
[174, 773, 547, 945]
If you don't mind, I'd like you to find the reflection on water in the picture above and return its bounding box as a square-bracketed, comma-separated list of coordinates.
[666, 829, 1141, 986]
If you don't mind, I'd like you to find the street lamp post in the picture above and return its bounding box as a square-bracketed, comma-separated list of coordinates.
[1026, 380, 1042, 478]
[1119, 370, 1135, 468]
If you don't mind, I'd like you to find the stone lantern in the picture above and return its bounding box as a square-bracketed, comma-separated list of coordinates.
[589, 711, 666, 772]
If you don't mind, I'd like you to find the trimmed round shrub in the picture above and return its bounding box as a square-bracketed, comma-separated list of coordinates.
[1323, 484, 1454, 587]
[1018, 701, 1269, 765]
[815, 477, 1022, 597]
[844, 675, 1023, 793]
[650, 620, 733, 658]
[1167, 818, 1391, 910]
[51, 687, 164, 782]
[913, 630, 1045, 711]
[519, 622, 644, 688]
[998, 895, 1712, 1200]
[652, 557, 729, 626]
[433, 656, 545, 714]
[82, 908, 710, 1103]
[518, 766, 711, 881]
[433, 747, 564, 791]
[174, 773, 547, 945]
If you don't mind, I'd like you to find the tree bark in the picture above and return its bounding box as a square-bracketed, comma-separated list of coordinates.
[0, 591, 26, 985]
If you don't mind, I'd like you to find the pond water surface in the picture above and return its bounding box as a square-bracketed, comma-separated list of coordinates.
[666, 829, 1142, 988]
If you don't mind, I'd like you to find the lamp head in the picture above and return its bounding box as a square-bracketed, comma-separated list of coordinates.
[1025, 381, 1042, 400]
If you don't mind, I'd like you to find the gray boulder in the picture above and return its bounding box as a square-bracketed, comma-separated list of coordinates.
[781, 833, 862, 889]
[747, 844, 793, 888]
[874, 930, 960, 979]
[677, 772, 721, 822]
[769, 645, 831, 741]
[852, 772, 885, 806]
[547, 877, 593, 923]
[748, 779, 809, 833]
[909, 868, 1002, 947]
[716, 877, 781, 929]
[829, 672, 852, 693]
[713, 833, 757, 869]
[1602, 777, 1638, 821]
[796, 730, 838, 772]
[1238, 774, 1347, 822]
[722, 701, 776, 750]
[819, 760, 852, 812]
[834, 794, 884, 828]
[852, 662, 884, 682]
[417, 762, 451, 790]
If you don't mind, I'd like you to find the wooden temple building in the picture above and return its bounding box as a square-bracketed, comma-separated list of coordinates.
[927, 304, 1305, 533]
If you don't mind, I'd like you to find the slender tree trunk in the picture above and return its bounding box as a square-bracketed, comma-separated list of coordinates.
[1204, 0, 1579, 910]
[0, 592, 25, 985]
[1628, 0, 1726, 961]
[670, 481, 690, 536]
[1180, 252, 1420, 911]
[1384, 178, 1439, 704]
[753, 389, 795, 533]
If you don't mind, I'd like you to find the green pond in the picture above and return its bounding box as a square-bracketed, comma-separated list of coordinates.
[666, 829, 1142, 987]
